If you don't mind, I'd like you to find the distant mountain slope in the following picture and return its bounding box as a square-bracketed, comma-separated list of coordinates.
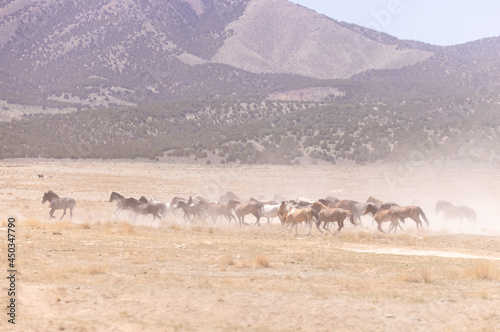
[211, 0, 433, 79]
[1, 0, 500, 164]
[1, 0, 432, 108]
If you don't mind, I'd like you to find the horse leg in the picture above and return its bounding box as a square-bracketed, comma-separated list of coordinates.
[241, 215, 249, 227]
[411, 216, 422, 228]
[60, 208, 67, 221]
[314, 218, 323, 233]
[306, 222, 313, 236]
[322, 221, 331, 232]
[337, 220, 344, 233]
[252, 213, 261, 227]
[69, 207, 73, 220]
[49, 208, 56, 219]
[377, 222, 385, 234]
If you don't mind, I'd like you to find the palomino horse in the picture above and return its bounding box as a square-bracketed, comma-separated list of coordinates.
[278, 202, 323, 236]
[364, 204, 405, 234]
[435, 200, 477, 224]
[42, 190, 76, 220]
[109, 192, 140, 219]
[311, 201, 352, 233]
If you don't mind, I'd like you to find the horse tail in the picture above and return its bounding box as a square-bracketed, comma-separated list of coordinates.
[418, 206, 429, 226]
[311, 209, 320, 226]
[346, 210, 356, 225]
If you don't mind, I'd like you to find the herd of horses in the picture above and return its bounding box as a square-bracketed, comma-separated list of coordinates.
[41, 190, 478, 235]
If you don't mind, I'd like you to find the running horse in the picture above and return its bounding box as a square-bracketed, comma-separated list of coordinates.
[364, 204, 405, 234]
[278, 202, 323, 236]
[42, 190, 76, 220]
[435, 200, 477, 225]
[109, 192, 141, 219]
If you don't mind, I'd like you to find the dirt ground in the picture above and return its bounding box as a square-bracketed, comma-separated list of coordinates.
[1, 159, 499, 331]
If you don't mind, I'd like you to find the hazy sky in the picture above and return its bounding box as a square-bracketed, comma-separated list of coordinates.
[289, 0, 500, 46]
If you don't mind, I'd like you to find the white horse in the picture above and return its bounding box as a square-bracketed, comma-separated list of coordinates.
[259, 203, 282, 224]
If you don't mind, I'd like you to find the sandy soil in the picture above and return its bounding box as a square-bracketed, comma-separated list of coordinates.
[0, 159, 499, 331]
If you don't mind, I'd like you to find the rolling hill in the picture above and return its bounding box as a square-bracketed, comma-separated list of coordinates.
[0, 0, 499, 164]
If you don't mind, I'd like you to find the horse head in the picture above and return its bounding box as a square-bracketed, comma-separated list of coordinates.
[42, 190, 58, 204]
[363, 203, 378, 216]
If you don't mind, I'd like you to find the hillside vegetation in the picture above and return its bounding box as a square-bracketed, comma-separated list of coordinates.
[1, 0, 500, 164]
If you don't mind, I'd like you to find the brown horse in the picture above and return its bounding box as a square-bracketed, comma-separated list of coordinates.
[366, 196, 399, 210]
[234, 200, 263, 227]
[311, 201, 352, 233]
[197, 200, 237, 224]
[278, 202, 322, 236]
[391, 205, 429, 228]
[371, 208, 405, 234]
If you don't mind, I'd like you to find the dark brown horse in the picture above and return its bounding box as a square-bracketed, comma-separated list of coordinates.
[42, 190, 76, 220]
[176, 199, 201, 223]
[109, 192, 140, 219]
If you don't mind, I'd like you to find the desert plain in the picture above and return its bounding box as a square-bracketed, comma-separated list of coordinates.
[0, 159, 499, 331]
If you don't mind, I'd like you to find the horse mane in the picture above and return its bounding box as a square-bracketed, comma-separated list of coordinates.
[46, 190, 59, 198]
[111, 191, 124, 199]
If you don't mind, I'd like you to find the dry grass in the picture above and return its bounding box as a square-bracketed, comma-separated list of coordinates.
[80, 222, 91, 229]
[419, 266, 435, 283]
[466, 261, 500, 281]
[253, 254, 270, 268]
[3, 160, 500, 332]
[221, 255, 235, 267]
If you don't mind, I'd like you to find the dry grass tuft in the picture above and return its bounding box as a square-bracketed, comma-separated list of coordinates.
[76, 264, 107, 275]
[222, 255, 235, 267]
[22, 219, 45, 228]
[398, 266, 434, 283]
[117, 222, 135, 235]
[80, 223, 91, 229]
[400, 272, 421, 283]
[49, 221, 72, 231]
[253, 254, 270, 268]
[466, 261, 500, 281]
[168, 223, 182, 231]
[419, 266, 435, 283]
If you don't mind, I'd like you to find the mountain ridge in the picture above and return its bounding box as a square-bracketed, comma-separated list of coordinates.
[0, 0, 499, 164]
